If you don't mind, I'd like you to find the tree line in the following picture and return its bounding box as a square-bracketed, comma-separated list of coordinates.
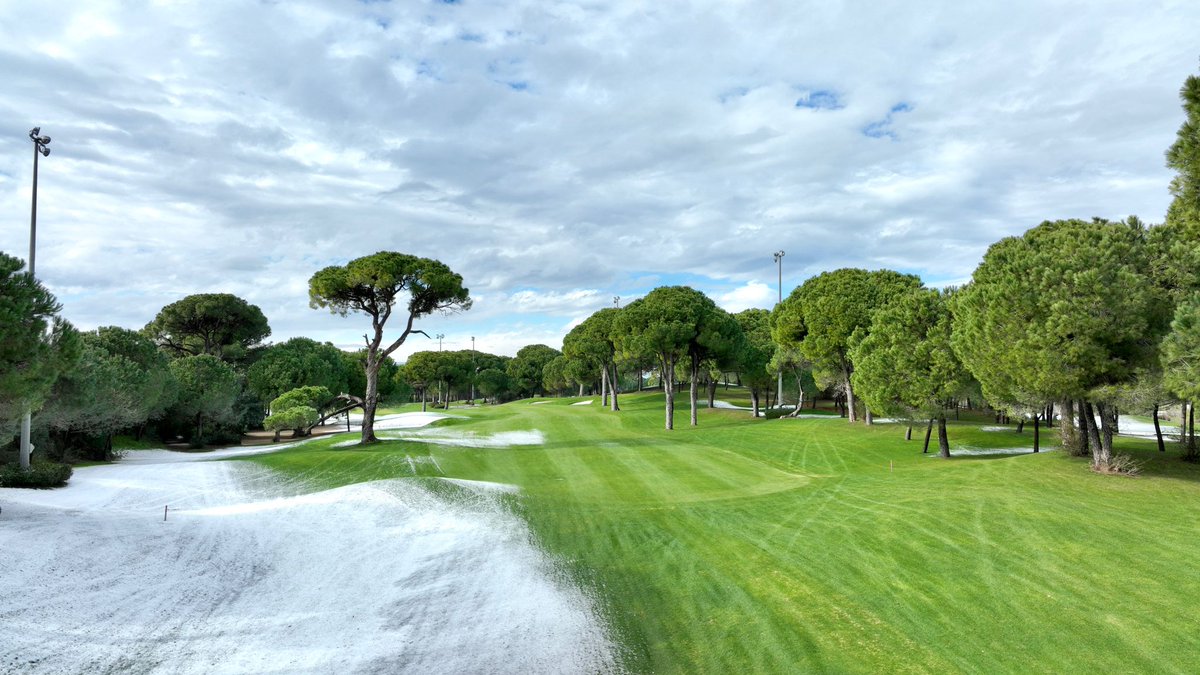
[3, 70, 1198, 477]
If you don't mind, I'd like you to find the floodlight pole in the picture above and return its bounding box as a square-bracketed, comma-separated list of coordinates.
[20, 128, 52, 470]
[470, 336, 476, 404]
[436, 333, 444, 351]
[773, 250, 785, 411]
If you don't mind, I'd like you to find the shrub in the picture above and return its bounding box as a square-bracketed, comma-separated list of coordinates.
[0, 461, 73, 488]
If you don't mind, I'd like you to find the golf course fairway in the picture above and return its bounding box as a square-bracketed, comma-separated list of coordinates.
[246, 392, 1200, 674]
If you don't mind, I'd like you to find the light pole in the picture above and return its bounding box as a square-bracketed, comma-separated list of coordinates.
[470, 336, 476, 405]
[613, 296, 620, 308]
[773, 250, 785, 411]
[20, 128, 52, 470]
[436, 333, 444, 351]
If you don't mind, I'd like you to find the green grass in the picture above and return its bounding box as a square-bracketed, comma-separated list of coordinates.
[242, 392, 1200, 674]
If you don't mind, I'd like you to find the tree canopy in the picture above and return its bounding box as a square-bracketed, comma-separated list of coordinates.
[40, 327, 176, 459]
[167, 354, 241, 446]
[309, 252, 470, 443]
[852, 289, 970, 457]
[614, 286, 733, 429]
[0, 253, 80, 458]
[773, 268, 921, 422]
[507, 344, 562, 398]
[144, 293, 270, 361]
[246, 337, 352, 405]
[734, 309, 776, 417]
[951, 219, 1162, 468]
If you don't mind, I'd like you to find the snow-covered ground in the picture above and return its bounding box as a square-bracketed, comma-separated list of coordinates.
[1115, 415, 1181, 440]
[0, 414, 615, 674]
[927, 446, 1059, 457]
[378, 429, 546, 449]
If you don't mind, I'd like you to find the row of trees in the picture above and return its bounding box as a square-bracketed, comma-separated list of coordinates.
[524, 71, 1200, 470]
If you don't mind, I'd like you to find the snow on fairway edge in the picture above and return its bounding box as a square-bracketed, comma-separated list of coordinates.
[0, 462, 617, 674]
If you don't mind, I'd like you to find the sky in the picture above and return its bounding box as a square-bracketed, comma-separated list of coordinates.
[1, 0, 1197, 360]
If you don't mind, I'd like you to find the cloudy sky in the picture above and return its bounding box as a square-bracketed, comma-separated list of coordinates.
[1, 0, 1196, 359]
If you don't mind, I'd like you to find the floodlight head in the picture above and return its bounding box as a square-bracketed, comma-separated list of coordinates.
[30, 127, 41, 137]
[40, 136, 51, 144]
[41, 147, 50, 157]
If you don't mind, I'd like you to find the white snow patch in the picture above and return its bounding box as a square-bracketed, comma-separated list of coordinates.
[381, 429, 546, 448]
[927, 446, 1059, 457]
[1116, 415, 1181, 440]
[440, 477, 521, 495]
[571, 400, 594, 406]
[530, 400, 553, 405]
[711, 400, 745, 410]
[0, 442, 616, 673]
[981, 426, 1011, 432]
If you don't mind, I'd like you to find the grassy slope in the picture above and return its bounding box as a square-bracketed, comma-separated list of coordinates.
[244, 393, 1200, 674]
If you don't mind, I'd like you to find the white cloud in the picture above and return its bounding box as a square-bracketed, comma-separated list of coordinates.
[717, 281, 776, 313]
[0, 0, 1195, 350]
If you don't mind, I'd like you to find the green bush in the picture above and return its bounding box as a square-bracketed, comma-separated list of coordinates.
[0, 461, 73, 488]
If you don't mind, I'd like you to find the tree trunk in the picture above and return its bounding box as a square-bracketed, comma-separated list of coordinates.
[845, 371, 858, 422]
[1083, 402, 1101, 456]
[922, 418, 933, 454]
[1074, 400, 1090, 454]
[905, 425, 912, 441]
[1153, 403, 1164, 452]
[1094, 401, 1115, 470]
[601, 366, 609, 407]
[794, 377, 804, 415]
[1016, 419, 1025, 433]
[1098, 401, 1116, 458]
[578, 382, 585, 397]
[1033, 413, 1040, 452]
[937, 415, 950, 458]
[421, 387, 427, 413]
[865, 409, 873, 426]
[707, 379, 717, 409]
[689, 356, 700, 427]
[1183, 403, 1190, 446]
[1188, 402, 1198, 460]
[610, 363, 620, 411]
[1185, 398, 1195, 451]
[663, 357, 675, 430]
[362, 357, 381, 443]
[1059, 399, 1080, 455]
[751, 390, 760, 418]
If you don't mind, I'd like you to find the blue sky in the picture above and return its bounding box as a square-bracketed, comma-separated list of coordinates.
[0, 0, 1197, 359]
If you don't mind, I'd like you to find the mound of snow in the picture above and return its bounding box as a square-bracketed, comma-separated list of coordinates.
[0, 446, 615, 674]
